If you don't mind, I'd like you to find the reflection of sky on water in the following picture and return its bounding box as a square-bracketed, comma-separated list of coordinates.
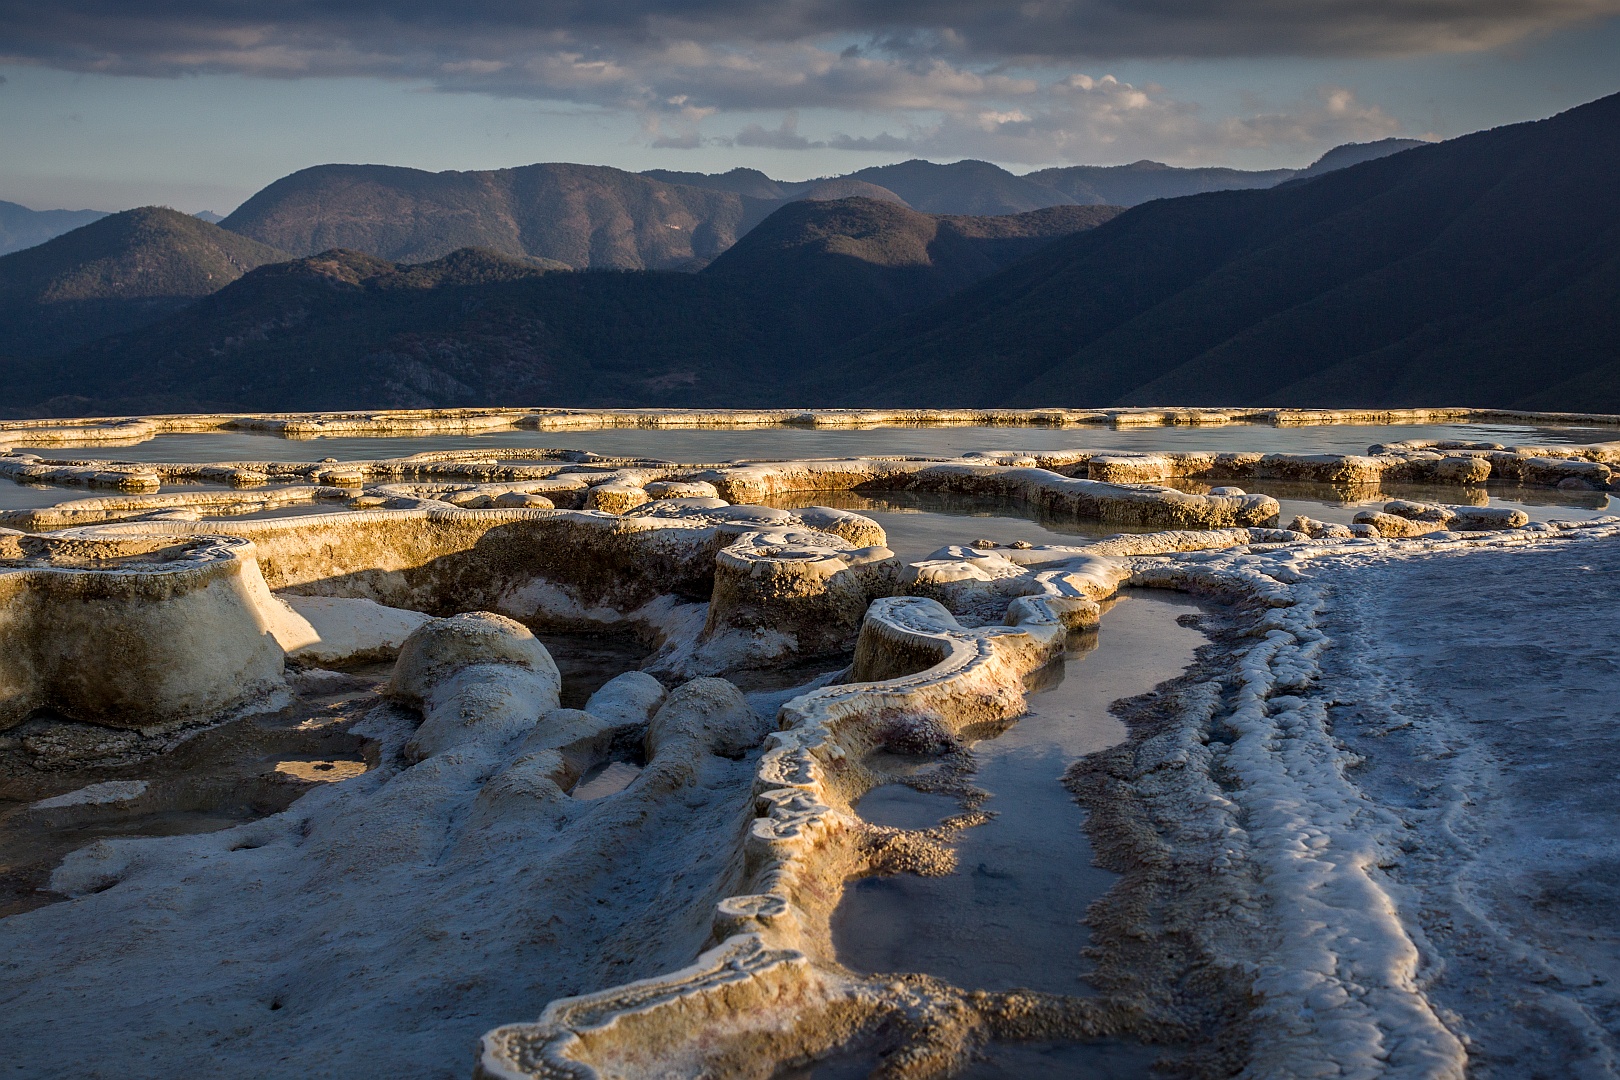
[20, 420, 1618, 465]
[833, 592, 1203, 1000]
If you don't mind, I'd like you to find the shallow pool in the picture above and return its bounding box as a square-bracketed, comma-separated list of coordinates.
[1159, 477, 1613, 530]
[762, 489, 1151, 562]
[822, 590, 1207, 1076]
[24, 420, 1616, 465]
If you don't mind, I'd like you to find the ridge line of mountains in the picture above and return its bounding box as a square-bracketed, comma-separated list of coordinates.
[2, 137, 1425, 262]
[1, 96, 1615, 415]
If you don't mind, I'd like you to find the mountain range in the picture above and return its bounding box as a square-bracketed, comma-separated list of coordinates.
[831, 94, 1619, 411]
[4, 200, 1114, 414]
[218, 140, 1423, 268]
[0, 97, 1612, 414]
[0, 206, 290, 359]
[2, 137, 1422, 267]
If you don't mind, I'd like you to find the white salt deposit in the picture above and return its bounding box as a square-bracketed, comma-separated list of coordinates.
[30, 780, 148, 810]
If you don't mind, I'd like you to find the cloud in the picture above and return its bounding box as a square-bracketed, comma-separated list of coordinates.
[733, 112, 818, 150]
[640, 96, 717, 149]
[4, 0, 1617, 92]
[2, 0, 1608, 166]
[1220, 88, 1404, 149]
[726, 79, 1405, 166]
[825, 131, 916, 152]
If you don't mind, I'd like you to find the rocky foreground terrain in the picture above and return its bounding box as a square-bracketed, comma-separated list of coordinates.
[0, 406, 1615, 1078]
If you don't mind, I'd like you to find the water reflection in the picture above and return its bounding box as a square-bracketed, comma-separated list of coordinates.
[24, 420, 1616, 465]
[762, 489, 1153, 562]
[534, 631, 651, 710]
[832, 592, 1206, 997]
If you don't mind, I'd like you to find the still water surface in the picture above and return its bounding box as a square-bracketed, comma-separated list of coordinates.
[22, 420, 1618, 464]
[812, 592, 1207, 1077]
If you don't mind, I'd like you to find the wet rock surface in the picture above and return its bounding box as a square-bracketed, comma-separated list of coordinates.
[0, 665, 384, 918]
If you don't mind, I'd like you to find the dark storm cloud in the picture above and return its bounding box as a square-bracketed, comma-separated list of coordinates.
[4, 0, 1618, 82]
[1, 0, 1607, 161]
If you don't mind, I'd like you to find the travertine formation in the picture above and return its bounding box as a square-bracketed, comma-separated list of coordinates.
[0, 407, 1616, 1080]
[0, 532, 291, 731]
[2, 404, 1619, 449]
[481, 581, 1149, 1080]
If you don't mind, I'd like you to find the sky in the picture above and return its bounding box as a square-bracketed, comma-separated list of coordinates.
[1, 1, 1618, 214]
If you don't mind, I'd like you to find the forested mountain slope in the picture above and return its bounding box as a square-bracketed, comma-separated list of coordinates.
[0, 207, 289, 357]
[6, 199, 1112, 414]
[827, 93, 1620, 411]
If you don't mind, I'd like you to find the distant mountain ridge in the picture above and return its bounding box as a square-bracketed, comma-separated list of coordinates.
[5, 198, 1114, 414]
[701, 199, 1120, 346]
[3, 96, 1607, 416]
[645, 150, 1391, 217]
[638, 168, 912, 207]
[0, 137, 1417, 264]
[1293, 138, 1431, 179]
[208, 138, 1418, 270]
[220, 163, 765, 270]
[838, 160, 1071, 215]
[707, 200, 1118, 277]
[1026, 161, 1296, 205]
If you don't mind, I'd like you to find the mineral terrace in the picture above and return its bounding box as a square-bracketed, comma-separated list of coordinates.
[0, 406, 1616, 1079]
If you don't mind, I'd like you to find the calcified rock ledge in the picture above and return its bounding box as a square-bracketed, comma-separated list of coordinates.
[0, 531, 295, 730]
[479, 563, 1150, 1080]
[4, 437, 1617, 532]
[4, 404, 1620, 448]
[2, 410, 1619, 1078]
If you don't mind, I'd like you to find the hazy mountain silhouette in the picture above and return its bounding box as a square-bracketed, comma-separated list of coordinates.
[650, 144, 1418, 218]
[0, 136, 1419, 266]
[212, 140, 1414, 271]
[0, 201, 109, 257]
[1293, 138, 1431, 179]
[1025, 160, 1296, 205]
[710, 199, 1115, 276]
[641, 167, 791, 200]
[5, 99, 1614, 416]
[835, 160, 1071, 215]
[699, 199, 1119, 351]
